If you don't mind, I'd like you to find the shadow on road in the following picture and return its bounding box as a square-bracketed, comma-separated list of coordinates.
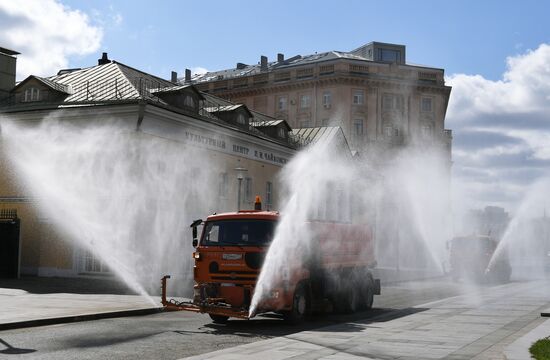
[0, 338, 36, 355]
[174, 306, 428, 338]
[0, 276, 137, 295]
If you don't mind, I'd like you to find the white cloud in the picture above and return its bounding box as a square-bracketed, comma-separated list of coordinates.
[446, 43, 550, 212]
[0, 0, 103, 79]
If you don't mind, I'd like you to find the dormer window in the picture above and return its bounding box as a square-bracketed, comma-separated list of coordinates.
[184, 95, 195, 108]
[278, 127, 286, 138]
[24, 87, 40, 102]
[236, 114, 246, 125]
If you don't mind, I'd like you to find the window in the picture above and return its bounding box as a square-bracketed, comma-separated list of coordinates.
[236, 114, 246, 125]
[322, 91, 331, 106]
[83, 250, 109, 273]
[300, 120, 311, 128]
[244, 177, 252, 202]
[352, 90, 364, 105]
[277, 127, 286, 138]
[321, 118, 329, 126]
[385, 126, 394, 137]
[354, 119, 364, 137]
[421, 97, 433, 112]
[184, 95, 195, 108]
[277, 96, 288, 111]
[202, 220, 276, 246]
[300, 94, 311, 108]
[421, 125, 433, 137]
[24, 87, 40, 102]
[382, 94, 403, 111]
[379, 49, 401, 63]
[266, 181, 273, 210]
[218, 172, 228, 197]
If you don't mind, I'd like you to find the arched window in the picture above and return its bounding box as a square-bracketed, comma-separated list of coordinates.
[24, 87, 40, 102]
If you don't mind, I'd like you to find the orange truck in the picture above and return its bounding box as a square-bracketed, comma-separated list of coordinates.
[161, 198, 380, 323]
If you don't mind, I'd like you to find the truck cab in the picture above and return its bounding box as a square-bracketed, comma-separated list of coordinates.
[192, 210, 279, 322]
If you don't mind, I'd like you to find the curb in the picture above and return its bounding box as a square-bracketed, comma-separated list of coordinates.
[0, 307, 164, 331]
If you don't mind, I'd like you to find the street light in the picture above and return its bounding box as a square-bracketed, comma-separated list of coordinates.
[235, 167, 248, 211]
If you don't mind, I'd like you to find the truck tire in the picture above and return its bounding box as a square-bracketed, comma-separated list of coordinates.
[363, 275, 374, 310]
[283, 282, 310, 324]
[209, 314, 229, 324]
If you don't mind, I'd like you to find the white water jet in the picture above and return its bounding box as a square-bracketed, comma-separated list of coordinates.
[249, 140, 356, 316]
[0, 115, 218, 300]
[486, 178, 550, 279]
[249, 136, 453, 316]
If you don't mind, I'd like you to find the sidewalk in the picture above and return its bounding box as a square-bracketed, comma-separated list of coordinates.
[180, 280, 550, 360]
[0, 276, 162, 330]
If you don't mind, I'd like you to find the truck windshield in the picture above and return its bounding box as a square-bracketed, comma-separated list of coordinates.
[201, 219, 276, 246]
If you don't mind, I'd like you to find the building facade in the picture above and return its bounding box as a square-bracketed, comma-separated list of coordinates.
[185, 41, 452, 164]
[0, 50, 310, 279]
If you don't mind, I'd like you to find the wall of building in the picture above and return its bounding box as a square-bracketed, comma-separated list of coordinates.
[196, 58, 451, 158]
[0, 102, 293, 278]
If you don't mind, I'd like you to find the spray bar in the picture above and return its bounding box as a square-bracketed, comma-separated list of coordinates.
[160, 275, 250, 319]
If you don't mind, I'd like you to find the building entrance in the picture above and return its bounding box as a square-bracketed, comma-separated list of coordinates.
[0, 209, 20, 278]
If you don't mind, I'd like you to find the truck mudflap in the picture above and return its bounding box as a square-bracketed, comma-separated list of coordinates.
[161, 275, 250, 319]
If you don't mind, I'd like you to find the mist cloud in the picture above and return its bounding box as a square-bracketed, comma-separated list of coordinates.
[447, 43, 550, 211]
[0, 0, 102, 79]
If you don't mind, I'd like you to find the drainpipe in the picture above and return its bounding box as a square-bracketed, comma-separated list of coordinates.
[135, 100, 147, 131]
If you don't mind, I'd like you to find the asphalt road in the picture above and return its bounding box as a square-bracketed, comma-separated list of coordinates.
[0, 278, 488, 360]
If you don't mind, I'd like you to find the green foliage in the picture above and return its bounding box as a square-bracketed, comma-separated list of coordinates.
[530, 338, 550, 360]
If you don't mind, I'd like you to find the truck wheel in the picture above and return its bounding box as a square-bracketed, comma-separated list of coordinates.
[209, 314, 229, 324]
[283, 282, 310, 324]
[363, 276, 374, 310]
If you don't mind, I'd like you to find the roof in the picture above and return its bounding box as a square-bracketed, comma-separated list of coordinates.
[204, 104, 244, 113]
[1, 56, 301, 150]
[14, 75, 72, 94]
[252, 119, 286, 127]
[291, 126, 342, 146]
[206, 211, 280, 222]
[0, 47, 20, 56]
[251, 119, 292, 131]
[188, 50, 369, 83]
[151, 84, 205, 100]
[46, 61, 174, 103]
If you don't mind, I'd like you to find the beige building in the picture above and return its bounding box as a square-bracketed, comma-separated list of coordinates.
[185, 41, 452, 165]
[0, 50, 313, 279]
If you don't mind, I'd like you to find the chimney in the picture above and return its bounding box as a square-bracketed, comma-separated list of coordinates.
[98, 52, 110, 65]
[0, 47, 19, 100]
[277, 53, 284, 62]
[260, 56, 268, 71]
[185, 69, 191, 83]
[236, 62, 247, 70]
[171, 71, 177, 83]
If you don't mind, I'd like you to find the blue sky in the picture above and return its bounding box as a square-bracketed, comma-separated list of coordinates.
[1, 0, 549, 213]
[59, 0, 549, 81]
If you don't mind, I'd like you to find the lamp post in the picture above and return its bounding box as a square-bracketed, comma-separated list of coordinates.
[235, 167, 248, 211]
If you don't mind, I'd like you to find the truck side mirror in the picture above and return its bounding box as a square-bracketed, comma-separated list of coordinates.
[190, 219, 202, 248]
